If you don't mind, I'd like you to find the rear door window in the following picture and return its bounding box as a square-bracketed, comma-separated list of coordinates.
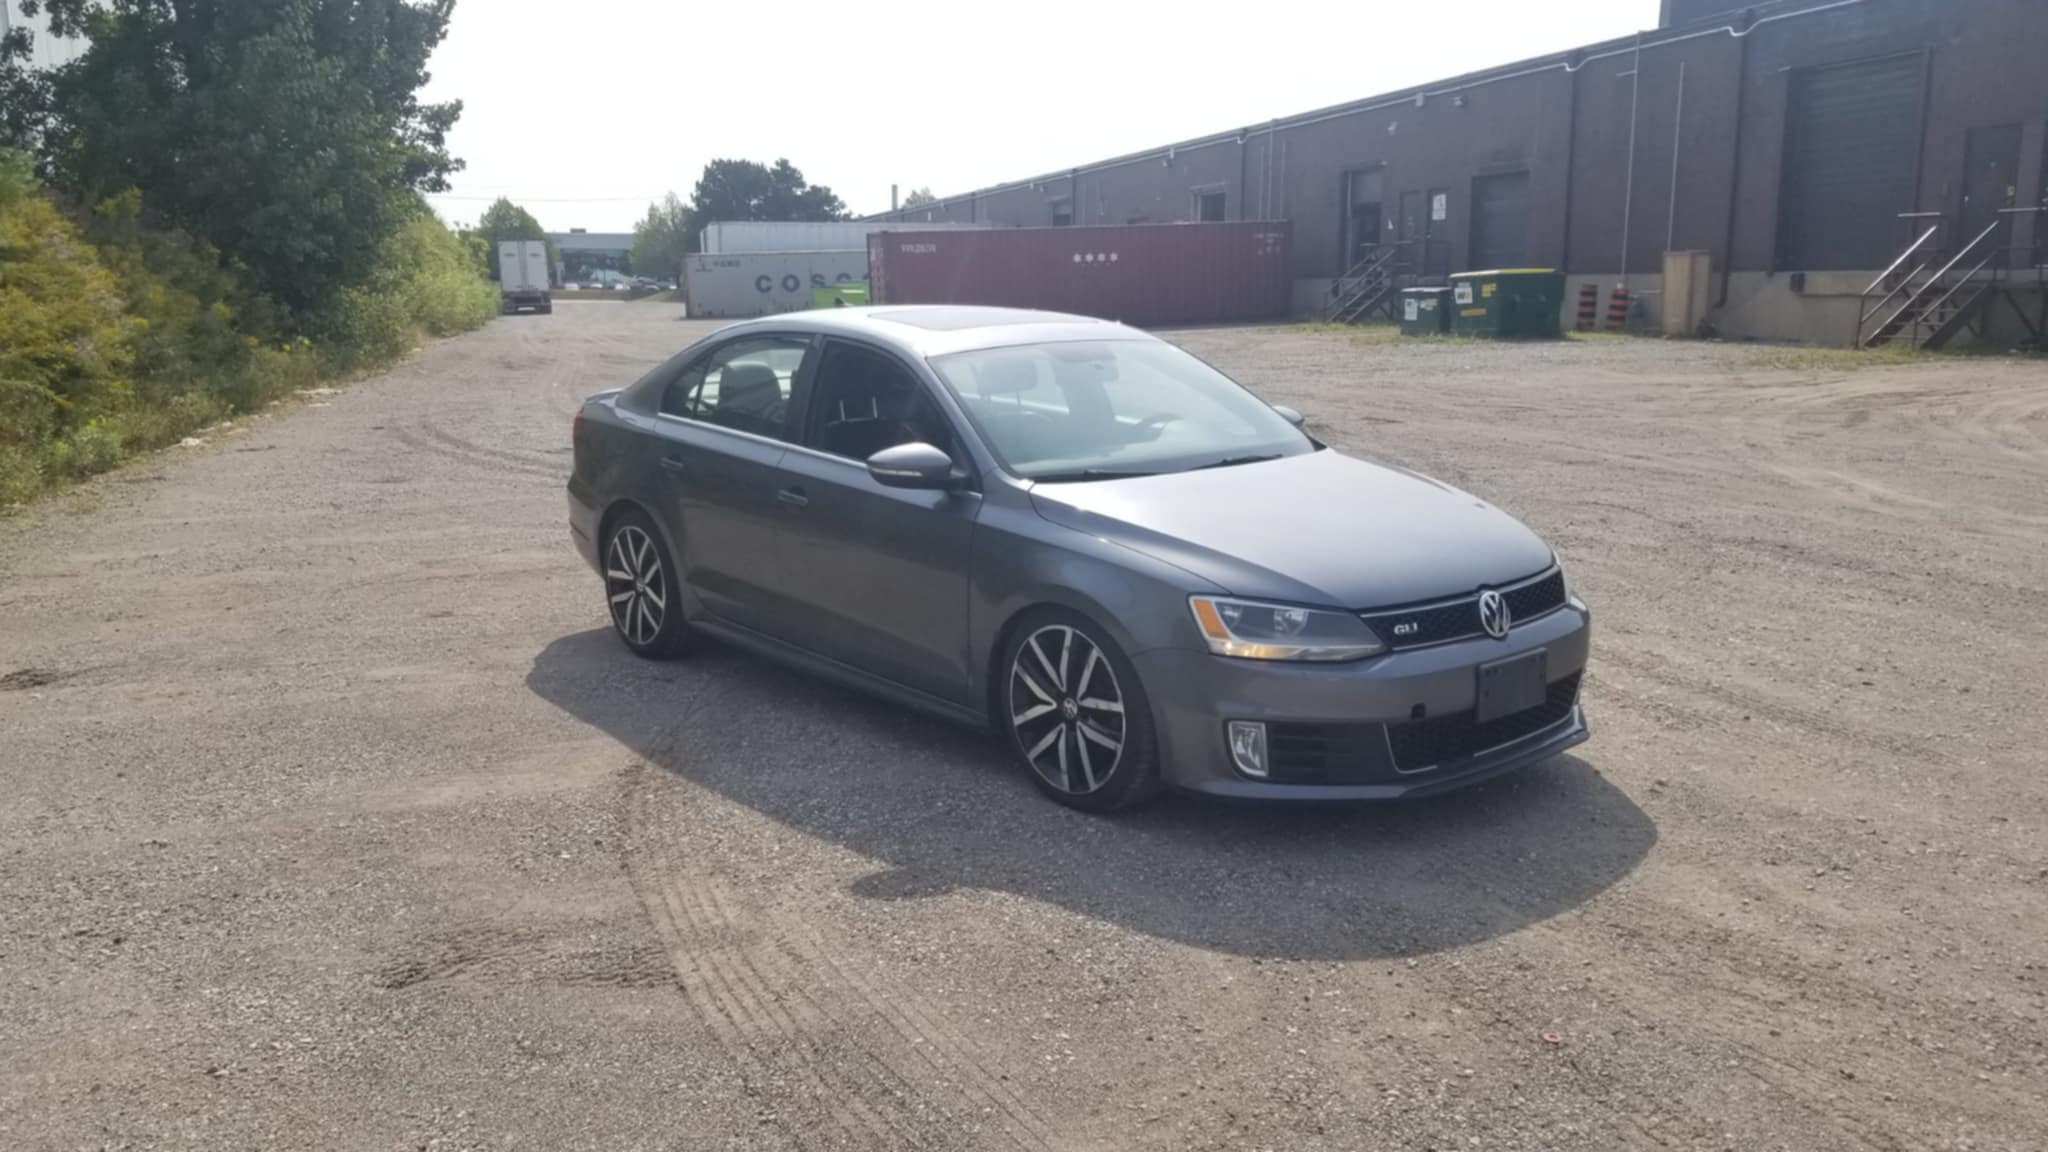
[661, 336, 811, 440]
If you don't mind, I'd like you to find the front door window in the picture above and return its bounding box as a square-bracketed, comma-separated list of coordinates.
[804, 341, 954, 462]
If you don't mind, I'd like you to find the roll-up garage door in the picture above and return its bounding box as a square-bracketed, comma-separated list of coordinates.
[1469, 171, 1531, 272]
[1777, 54, 1924, 271]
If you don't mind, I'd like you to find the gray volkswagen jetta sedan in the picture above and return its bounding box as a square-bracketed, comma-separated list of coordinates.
[567, 306, 1589, 811]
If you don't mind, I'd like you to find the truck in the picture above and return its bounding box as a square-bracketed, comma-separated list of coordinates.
[497, 240, 552, 315]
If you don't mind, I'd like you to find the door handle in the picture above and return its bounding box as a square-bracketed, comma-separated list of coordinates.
[659, 455, 688, 476]
[776, 485, 809, 509]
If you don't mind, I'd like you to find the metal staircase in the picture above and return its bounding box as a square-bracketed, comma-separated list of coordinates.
[1857, 218, 2007, 350]
[1325, 244, 1406, 324]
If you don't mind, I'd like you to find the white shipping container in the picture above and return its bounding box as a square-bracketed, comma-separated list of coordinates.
[699, 220, 986, 255]
[684, 250, 869, 318]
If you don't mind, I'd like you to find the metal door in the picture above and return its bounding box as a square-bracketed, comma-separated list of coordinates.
[1343, 168, 1385, 268]
[1398, 190, 1424, 276]
[1424, 188, 1452, 277]
[773, 339, 979, 704]
[1959, 123, 2022, 247]
[649, 335, 812, 638]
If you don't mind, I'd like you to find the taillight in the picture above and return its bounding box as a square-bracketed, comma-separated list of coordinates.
[572, 407, 583, 443]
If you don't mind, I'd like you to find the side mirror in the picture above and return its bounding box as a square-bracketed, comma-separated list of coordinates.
[1273, 405, 1307, 427]
[866, 442, 957, 490]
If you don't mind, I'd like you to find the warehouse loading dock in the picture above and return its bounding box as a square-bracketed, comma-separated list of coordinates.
[867, 0, 2048, 349]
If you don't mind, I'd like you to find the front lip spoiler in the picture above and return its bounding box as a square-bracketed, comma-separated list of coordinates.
[1176, 706, 1589, 802]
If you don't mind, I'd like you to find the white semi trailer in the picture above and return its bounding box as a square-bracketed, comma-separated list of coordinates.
[497, 240, 553, 315]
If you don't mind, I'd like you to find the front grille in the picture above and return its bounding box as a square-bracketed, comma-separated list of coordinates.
[1503, 570, 1567, 623]
[1386, 672, 1582, 773]
[1361, 567, 1569, 651]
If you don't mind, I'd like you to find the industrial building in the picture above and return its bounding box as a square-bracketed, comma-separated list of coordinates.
[869, 0, 2048, 347]
[545, 230, 635, 287]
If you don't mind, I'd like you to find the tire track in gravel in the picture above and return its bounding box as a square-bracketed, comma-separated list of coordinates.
[619, 765, 1064, 1151]
[623, 776, 905, 1149]
[774, 911, 1064, 1150]
[384, 423, 561, 480]
[418, 421, 568, 474]
[1594, 646, 1941, 764]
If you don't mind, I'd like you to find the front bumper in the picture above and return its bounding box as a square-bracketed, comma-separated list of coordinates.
[1134, 598, 1591, 800]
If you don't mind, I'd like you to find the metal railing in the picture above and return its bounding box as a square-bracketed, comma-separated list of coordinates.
[1325, 242, 1409, 324]
[1856, 223, 1941, 344]
[1858, 216, 2007, 349]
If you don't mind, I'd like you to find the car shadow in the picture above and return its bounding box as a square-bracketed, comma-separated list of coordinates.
[528, 628, 1655, 961]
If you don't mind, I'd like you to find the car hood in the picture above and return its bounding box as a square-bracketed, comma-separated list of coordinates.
[1028, 449, 1554, 609]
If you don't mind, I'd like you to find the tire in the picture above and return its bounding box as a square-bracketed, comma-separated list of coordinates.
[998, 608, 1161, 812]
[600, 508, 692, 659]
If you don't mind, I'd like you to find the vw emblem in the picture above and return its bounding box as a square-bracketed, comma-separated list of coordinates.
[1477, 589, 1511, 639]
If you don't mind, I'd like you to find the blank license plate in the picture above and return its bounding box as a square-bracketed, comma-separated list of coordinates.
[1475, 650, 1547, 723]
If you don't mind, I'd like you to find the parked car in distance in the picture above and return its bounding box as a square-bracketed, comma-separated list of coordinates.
[566, 307, 1590, 811]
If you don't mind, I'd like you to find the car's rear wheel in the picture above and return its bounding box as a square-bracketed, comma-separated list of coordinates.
[602, 508, 691, 659]
[1000, 609, 1160, 812]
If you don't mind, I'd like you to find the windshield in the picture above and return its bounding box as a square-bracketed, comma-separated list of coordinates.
[929, 339, 1313, 481]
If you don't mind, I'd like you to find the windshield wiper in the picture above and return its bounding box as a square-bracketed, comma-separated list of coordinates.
[1185, 453, 1282, 472]
[1029, 468, 1162, 483]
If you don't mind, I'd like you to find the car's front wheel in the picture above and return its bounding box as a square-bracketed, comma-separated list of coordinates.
[602, 508, 691, 659]
[1000, 609, 1160, 812]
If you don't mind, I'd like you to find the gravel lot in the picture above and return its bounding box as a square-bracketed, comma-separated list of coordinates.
[3, 303, 2043, 1151]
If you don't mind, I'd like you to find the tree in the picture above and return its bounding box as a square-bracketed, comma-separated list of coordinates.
[28, 0, 465, 321]
[474, 197, 554, 282]
[901, 187, 938, 209]
[631, 193, 692, 282]
[688, 158, 848, 225]
[0, 26, 50, 155]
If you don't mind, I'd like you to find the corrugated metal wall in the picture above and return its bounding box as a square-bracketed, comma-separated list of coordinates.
[699, 220, 985, 255]
[869, 222, 1292, 328]
[870, 0, 2048, 283]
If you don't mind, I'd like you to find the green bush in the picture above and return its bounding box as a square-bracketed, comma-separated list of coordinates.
[0, 152, 136, 502]
[1, 158, 496, 509]
[316, 210, 498, 372]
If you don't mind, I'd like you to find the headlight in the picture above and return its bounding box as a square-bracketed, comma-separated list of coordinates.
[1188, 596, 1385, 662]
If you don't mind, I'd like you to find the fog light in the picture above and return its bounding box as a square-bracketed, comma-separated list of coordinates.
[1227, 721, 1269, 779]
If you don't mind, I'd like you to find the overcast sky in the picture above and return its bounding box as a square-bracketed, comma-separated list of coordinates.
[423, 1, 1660, 233]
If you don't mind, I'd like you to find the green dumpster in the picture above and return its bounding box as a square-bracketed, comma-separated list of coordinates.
[1448, 269, 1566, 339]
[1399, 287, 1452, 336]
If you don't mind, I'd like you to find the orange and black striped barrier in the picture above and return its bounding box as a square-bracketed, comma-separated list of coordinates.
[1605, 285, 1631, 331]
[1576, 283, 1599, 331]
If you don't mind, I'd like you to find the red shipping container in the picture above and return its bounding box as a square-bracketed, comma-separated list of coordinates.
[867, 221, 1292, 328]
